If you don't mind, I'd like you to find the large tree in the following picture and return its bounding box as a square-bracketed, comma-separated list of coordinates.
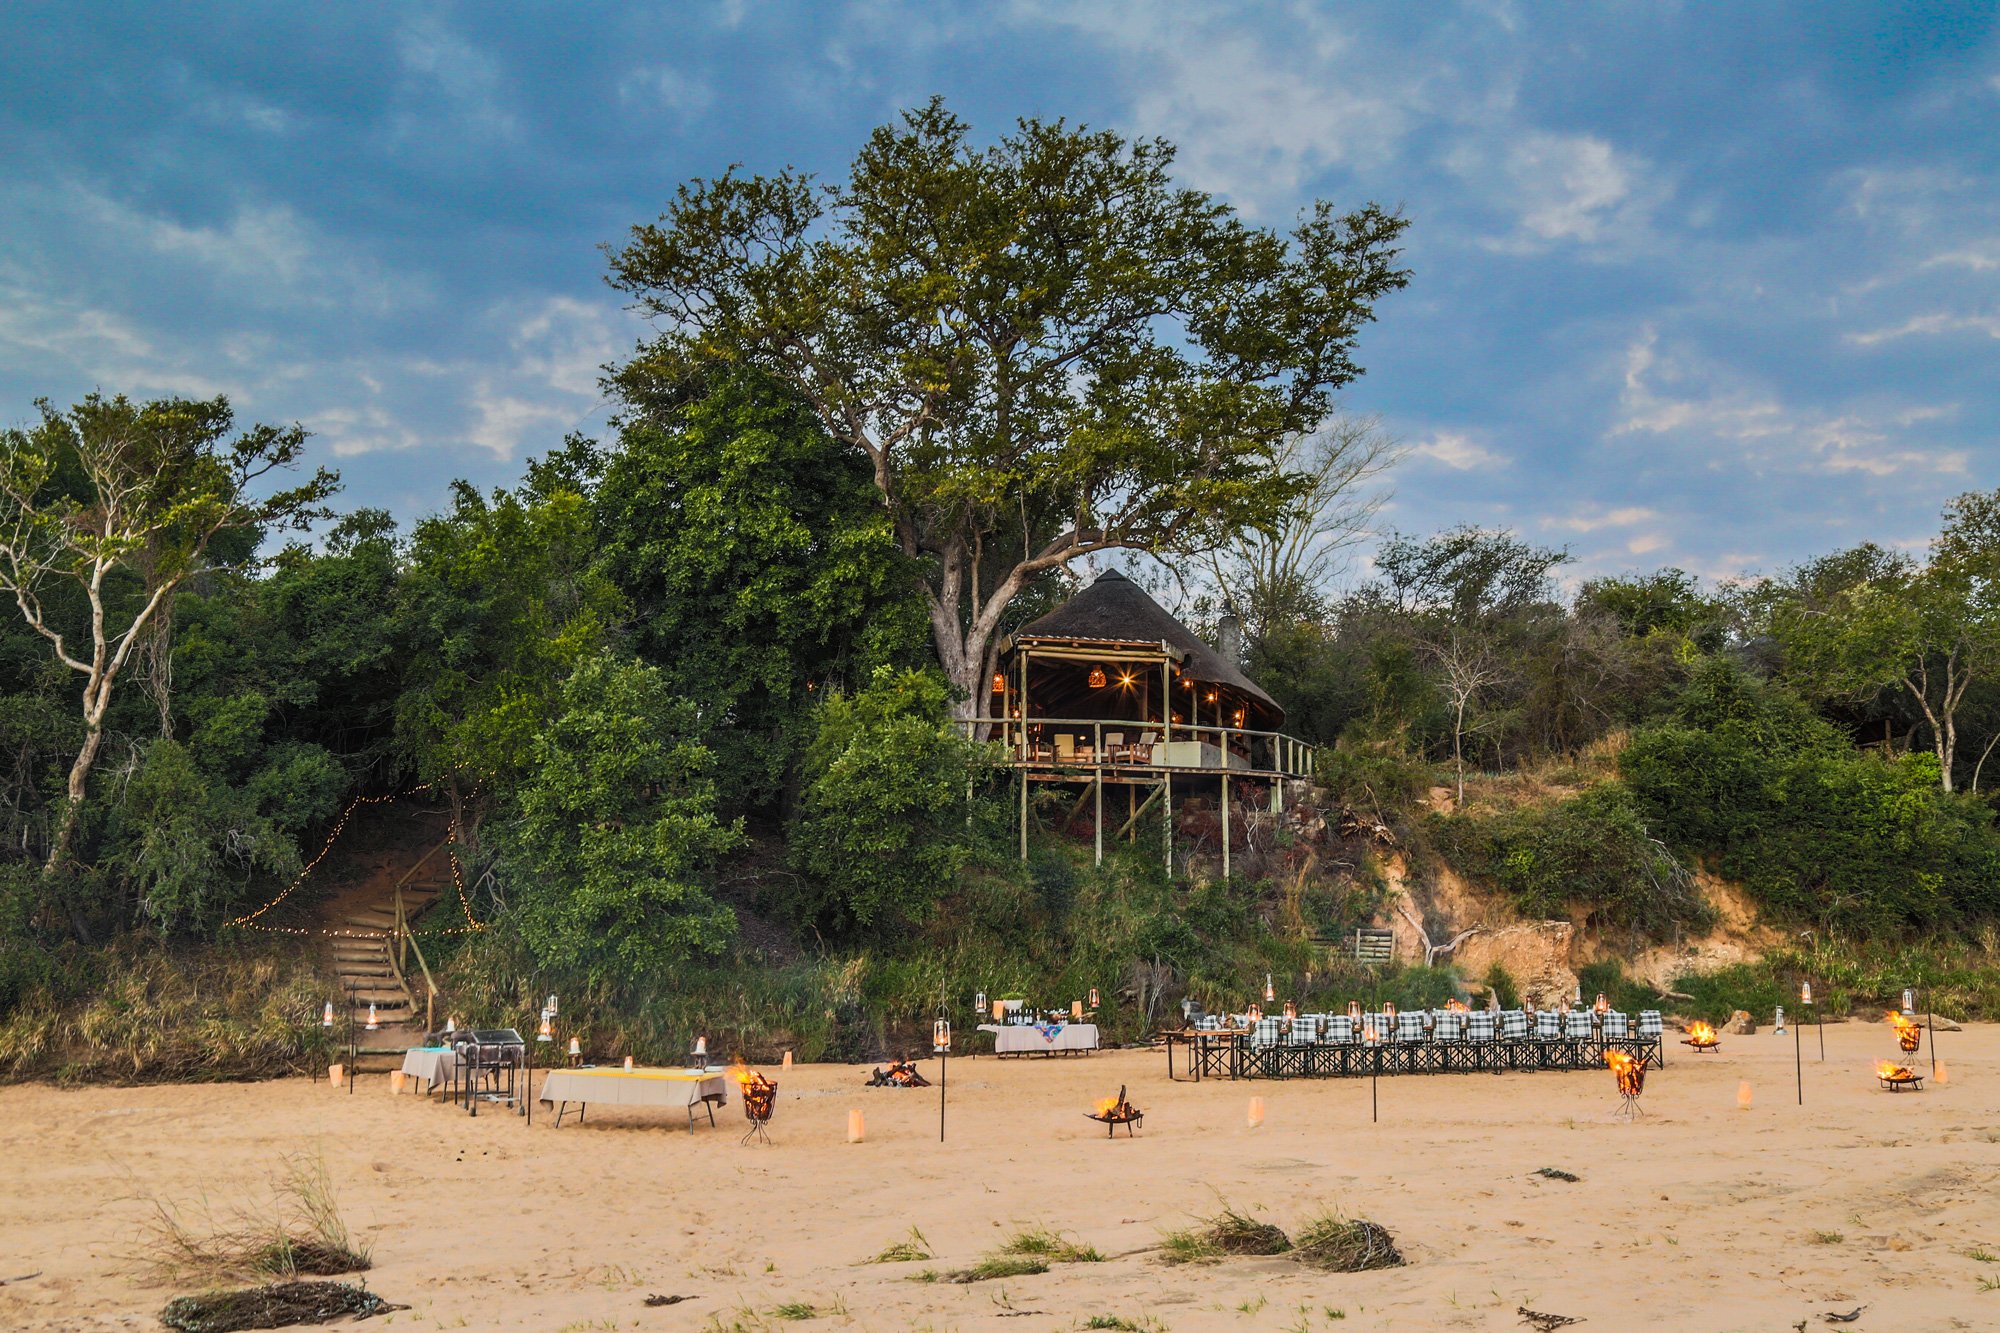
[1770, 491, 2000, 792]
[0, 395, 335, 877]
[606, 98, 1411, 717]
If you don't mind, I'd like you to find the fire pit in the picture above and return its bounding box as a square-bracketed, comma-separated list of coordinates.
[1876, 1061, 1924, 1092]
[735, 1068, 777, 1143]
[1887, 1011, 1922, 1054]
[866, 1059, 930, 1088]
[1605, 1050, 1646, 1119]
[1085, 1085, 1143, 1137]
[1681, 1020, 1720, 1053]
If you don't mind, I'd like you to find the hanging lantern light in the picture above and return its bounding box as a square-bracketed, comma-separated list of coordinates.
[1116, 670, 1136, 688]
[365, 1003, 379, 1031]
[1233, 707, 1246, 727]
[933, 1017, 952, 1051]
[545, 993, 559, 1018]
[1087, 665, 1107, 689]
[537, 1011, 553, 1042]
[1089, 987, 1100, 1009]
[1205, 690, 1218, 704]
[1264, 973, 1275, 1003]
[1901, 988, 1915, 1015]
[321, 1002, 334, 1029]
[975, 990, 987, 1015]
[1799, 979, 1813, 1005]
[991, 672, 1006, 694]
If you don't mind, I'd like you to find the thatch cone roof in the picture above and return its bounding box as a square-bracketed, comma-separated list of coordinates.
[1013, 570, 1283, 726]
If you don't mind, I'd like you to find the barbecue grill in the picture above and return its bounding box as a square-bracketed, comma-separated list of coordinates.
[438, 1028, 524, 1116]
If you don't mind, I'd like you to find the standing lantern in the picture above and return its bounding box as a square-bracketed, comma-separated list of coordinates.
[1348, 999, 1362, 1021]
[1593, 992, 1608, 1017]
[691, 1035, 708, 1067]
[933, 1011, 951, 1143]
[1283, 1000, 1297, 1021]
[567, 1034, 581, 1066]
[1247, 1002, 1261, 1023]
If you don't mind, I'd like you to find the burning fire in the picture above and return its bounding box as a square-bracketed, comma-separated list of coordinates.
[1876, 1060, 1918, 1082]
[1886, 1011, 1922, 1053]
[1445, 998, 1469, 1013]
[1605, 1049, 1645, 1098]
[1684, 1021, 1718, 1047]
[1092, 1094, 1121, 1116]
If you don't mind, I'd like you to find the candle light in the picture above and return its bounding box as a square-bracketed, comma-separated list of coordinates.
[1593, 992, 1608, 1015]
[568, 1035, 581, 1057]
[1347, 1000, 1361, 1020]
[623, 1055, 634, 1071]
[537, 1012, 552, 1041]
[1089, 988, 1099, 1009]
[390, 1070, 407, 1094]
[782, 1050, 793, 1071]
[1800, 980, 1813, 1005]
[1737, 1080, 1753, 1108]
[934, 1018, 951, 1051]
[1383, 1001, 1396, 1018]
[1247, 1096, 1265, 1129]
[365, 1003, 379, 1031]
[1774, 1005, 1785, 1035]
[327, 1063, 344, 1088]
[847, 1109, 865, 1143]
[695, 1035, 707, 1058]
[321, 1001, 334, 1028]
[975, 991, 986, 1015]
[1264, 973, 1275, 1003]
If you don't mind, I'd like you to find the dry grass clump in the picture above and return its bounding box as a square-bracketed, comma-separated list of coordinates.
[865, 1226, 931, 1263]
[1160, 1206, 1292, 1265]
[997, 1226, 1103, 1264]
[1292, 1213, 1403, 1272]
[140, 1153, 370, 1287]
[158, 1280, 403, 1333]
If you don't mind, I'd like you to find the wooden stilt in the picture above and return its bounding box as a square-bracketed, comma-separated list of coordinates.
[1222, 771, 1231, 880]
[1094, 771, 1103, 865]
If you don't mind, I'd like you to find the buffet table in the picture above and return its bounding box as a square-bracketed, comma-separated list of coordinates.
[400, 1046, 456, 1092]
[978, 1022, 1101, 1056]
[536, 1067, 730, 1128]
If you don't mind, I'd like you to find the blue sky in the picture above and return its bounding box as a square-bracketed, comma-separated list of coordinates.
[2, 2, 1995, 586]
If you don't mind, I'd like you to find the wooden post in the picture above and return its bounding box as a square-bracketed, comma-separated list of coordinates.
[1093, 732, 1104, 867]
[1019, 649, 1031, 862]
[1222, 771, 1231, 880]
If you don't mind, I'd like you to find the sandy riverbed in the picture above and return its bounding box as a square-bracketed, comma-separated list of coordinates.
[1, 1021, 1994, 1332]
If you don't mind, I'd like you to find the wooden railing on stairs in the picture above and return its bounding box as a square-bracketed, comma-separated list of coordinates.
[385, 836, 448, 1033]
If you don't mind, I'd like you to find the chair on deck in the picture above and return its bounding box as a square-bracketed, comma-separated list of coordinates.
[1054, 734, 1075, 762]
[1104, 732, 1125, 762]
[1132, 731, 1158, 763]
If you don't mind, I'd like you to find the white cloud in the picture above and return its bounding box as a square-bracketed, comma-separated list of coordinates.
[1544, 505, 1659, 534]
[1412, 430, 1507, 470]
[1847, 311, 2000, 345]
[616, 65, 714, 118]
[1013, 3, 1416, 215]
[1454, 130, 1665, 253]
[1611, 329, 1966, 478]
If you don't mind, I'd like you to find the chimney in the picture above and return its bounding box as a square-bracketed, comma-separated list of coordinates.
[1217, 613, 1242, 666]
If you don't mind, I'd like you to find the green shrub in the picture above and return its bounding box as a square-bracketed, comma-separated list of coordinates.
[1428, 783, 1711, 939]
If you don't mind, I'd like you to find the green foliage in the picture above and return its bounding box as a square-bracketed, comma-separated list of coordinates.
[594, 370, 928, 814]
[608, 96, 1411, 703]
[1428, 783, 1711, 940]
[1574, 959, 1661, 1015]
[505, 653, 741, 980]
[1482, 963, 1520, 1009]
[1314, 743, 1433, 822]
[788, 668, 987, 937]
[1623, 660, 2000, 936]
[395, 465, 625, 791]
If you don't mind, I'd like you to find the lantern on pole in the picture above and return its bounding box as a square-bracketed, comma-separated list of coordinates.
[934, 1010, 951, 1143]
[1347, 999, 1362, 1021]
[545, 993, 559, 1018]
[537, 1011, 553, 1042]
[1089, 988, 1100, 1009]
[321, 1001, 334, 1029]
[365, 1003, 379, 1032]
[1264, 973, 1275, 1003]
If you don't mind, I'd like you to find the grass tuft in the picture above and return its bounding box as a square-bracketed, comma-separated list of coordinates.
[140, 1151, 368, 1287]
[1159, 1205, 1291, 1265]
[998, 1226, 1102, 1264]
[1807, 1230, 1844, 1245]
[1291, 1213, 1403, 1272]
[867, 1226, 931, 1264]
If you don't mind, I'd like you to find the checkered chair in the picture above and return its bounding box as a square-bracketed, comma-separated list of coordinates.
[1564, 1010, 1593, 1040]
[1433, 1010, 1466, 1042]
[1500, 1010, 1529, 1040]
[1638, 1011, 1664, 1040]
[1251, 1017, 1286, 1047]
[1602, 1010, 1630, 1039]
[1465, 1010, 1497, 1043]
[1534, 1011, 1561, 1039]
[1325, 1015, 1355, 1045]
[1395, 1012, 1427, 1043]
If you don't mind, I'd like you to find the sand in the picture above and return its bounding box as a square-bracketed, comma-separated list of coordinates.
[1, 1021, 1995, 1332]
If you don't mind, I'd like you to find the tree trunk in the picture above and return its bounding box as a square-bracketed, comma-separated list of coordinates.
[44, 720, 104, 875]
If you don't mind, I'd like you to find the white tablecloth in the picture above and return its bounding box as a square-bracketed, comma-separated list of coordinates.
[400, 1047, 456, 1087]
[979, 1022, 1101, 1054]
[538, 1067, 729, 1112]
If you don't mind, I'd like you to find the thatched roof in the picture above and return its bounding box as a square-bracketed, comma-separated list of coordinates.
[1012, 569, 1283, 724]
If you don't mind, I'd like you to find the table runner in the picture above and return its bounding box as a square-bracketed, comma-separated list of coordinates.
[977, 1022, 1101, 1054]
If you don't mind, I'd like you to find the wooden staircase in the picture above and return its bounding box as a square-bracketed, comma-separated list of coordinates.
[328, 838, 453, 1063]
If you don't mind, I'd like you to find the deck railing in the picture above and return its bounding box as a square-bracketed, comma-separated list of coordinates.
[958, 716, 1313, 782]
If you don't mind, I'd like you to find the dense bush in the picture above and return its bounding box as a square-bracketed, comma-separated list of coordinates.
[504, 653, 741, 982]
[1622, 661, 2000, 937]
[787, 668, 991, 938]
[1427, 783, 1712, 940]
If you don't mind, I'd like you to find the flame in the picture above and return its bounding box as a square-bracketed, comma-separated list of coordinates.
[1605, 1049, 1645, 1098]
[1445, 998, 1469, 1013]
[1686, 1021, 1718, 1045]
[729, 1060, 759, 1089]
[1876, 1060, 1917, 1082]
[1886, 1011, 1922, 1053]
[1093, 1095, 1120, 1116]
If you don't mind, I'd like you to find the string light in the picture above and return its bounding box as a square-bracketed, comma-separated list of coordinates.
[226, 789, 416, 926]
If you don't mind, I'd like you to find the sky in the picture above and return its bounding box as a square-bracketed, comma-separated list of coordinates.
[2, 2, 1996, 587]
